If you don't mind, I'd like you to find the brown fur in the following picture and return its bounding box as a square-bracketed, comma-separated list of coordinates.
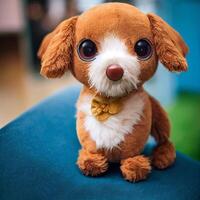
[152, 141, 176, 169]
[150, 95, 171, 144]
[120, 155, 151, 182]
[73, 4, 158, 87]
[77, 149, 108, 176]
[77, 87, 151, 163]
[147, 13, 188, 72]
[149, 95, 176, 168]
[38, 3, 188, 182]
[39, 16, 78, 78]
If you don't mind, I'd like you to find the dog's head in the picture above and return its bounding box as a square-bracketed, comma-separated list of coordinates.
[38, 3, 188, 97]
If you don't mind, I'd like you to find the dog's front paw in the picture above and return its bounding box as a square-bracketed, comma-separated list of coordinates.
[152, 141, 176, 169]
[120, 155, 151, 182]
[77, 149, 108, 176]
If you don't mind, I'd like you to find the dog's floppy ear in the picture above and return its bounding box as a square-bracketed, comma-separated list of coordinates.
[147, 13, 188, 72]
[38, 16, 78, 78]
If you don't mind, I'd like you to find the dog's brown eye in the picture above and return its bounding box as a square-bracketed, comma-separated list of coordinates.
[78, 39, 97, 61]
[134, 39, 152, 60]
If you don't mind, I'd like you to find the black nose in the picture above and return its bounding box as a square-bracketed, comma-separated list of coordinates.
[106, 64, 124, 81]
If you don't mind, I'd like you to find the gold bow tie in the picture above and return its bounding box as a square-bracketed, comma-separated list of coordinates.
[91, 95, 122, 121]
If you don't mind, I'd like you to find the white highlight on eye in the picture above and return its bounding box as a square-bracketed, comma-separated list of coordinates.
[88, 35, 140, 97]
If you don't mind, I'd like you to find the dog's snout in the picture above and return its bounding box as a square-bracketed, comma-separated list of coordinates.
[106, 64, 124, 81]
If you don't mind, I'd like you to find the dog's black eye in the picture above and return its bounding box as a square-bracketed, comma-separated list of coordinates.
[78, 39, 97, 61]
[134, 39, 152, 60]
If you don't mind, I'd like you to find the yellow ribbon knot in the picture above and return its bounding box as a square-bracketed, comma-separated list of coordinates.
[91, 95, 122, 121]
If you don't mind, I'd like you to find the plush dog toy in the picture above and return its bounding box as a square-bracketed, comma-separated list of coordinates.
[38, 3, 188, 182]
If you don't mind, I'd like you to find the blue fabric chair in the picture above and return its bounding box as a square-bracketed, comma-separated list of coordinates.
[0, 86, 200, 200]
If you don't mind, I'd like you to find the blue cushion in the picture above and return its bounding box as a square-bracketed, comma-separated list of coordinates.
[0, 86, 200, 200]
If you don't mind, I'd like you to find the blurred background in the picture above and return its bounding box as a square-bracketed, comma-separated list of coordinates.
[0, 0, 199, 160]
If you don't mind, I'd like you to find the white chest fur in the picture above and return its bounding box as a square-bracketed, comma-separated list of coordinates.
[77, 93, 145, 150]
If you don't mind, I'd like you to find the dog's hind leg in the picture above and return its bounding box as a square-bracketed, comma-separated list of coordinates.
[149, 95, 176, 169]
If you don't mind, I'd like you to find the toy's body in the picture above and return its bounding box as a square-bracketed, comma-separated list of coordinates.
[38, 3, 188, 182]
[76, 86, 173, 181]
[77, 87, 151, 162]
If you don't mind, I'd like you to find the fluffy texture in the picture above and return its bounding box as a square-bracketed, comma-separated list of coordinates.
[77, 149, 108, 176]
[76, 87, 152, 164]
[149, 95, 176, 168]
[39, 16, 78, 78]
[150, 95, 171, 144]
[152, 141, 176, 169]
[72, 3, 158, 87]
[38, 2, 188, 182]
[88, 35, 140, 97]
[77, 89, 145, 149]
[147, 13, 188, 72]
[120, 155, 151, 182]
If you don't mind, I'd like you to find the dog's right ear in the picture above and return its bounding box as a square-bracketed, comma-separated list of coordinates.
[38, 16, 78, 78]
[147, 13, 188, 72]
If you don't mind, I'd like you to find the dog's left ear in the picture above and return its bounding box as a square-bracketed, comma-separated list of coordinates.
[147, 13, 188, 72]
[38, 16, 78, 78]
